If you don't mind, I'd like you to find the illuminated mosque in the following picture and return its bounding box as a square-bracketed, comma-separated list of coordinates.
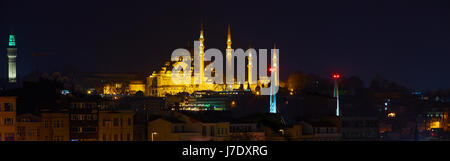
[145, 24, 276, 97]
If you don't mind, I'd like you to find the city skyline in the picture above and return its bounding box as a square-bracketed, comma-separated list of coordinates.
[2, 0, 450, 91]
[1, 2, 449, 161]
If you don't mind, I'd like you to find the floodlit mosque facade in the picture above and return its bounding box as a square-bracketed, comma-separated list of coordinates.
[145, 25, 272, 97]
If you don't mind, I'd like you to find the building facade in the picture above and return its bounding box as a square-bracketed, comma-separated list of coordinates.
[98, 110, 134, 141]
[230, 123, 265, 141]
[41, 110, 70, 141]
[16, 114, 43, 141]
[0, 96, 17, 141]
[341, 117, 379, 141]
[147, 112, 231, 141]
[69, 100, 99, 141]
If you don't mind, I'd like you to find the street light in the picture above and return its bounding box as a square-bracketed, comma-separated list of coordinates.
[151, 131, 158, 141]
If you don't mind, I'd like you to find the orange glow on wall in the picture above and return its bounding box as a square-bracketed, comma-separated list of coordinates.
[387, 112, 396, 118]
[430, 121, 441, 129]
[129, 81, 145, 94]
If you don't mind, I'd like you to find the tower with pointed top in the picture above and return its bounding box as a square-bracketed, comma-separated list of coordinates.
[269, 43, 278, 113]
[272, 43, 278, 89]
[7, 34, 17, 83]
[199, 23, 205, 86]
[227, 25, 232, 49]
[247, 43, 254, 91]
[226, 25, 233, 90]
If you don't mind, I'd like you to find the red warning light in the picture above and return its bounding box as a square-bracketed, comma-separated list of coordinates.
[332, 74, 341, 79]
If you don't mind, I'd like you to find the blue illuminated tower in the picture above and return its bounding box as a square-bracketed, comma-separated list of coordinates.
[269, 44, 278, 113]
[269, 80, 277, 113]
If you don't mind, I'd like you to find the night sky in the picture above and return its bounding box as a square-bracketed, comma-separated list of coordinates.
[1, 0, 450, 90]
